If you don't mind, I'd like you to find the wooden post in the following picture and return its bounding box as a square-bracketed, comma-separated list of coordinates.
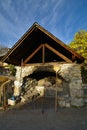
[55, 71, 58, 112]
[42, 44, 45, 63]
[54, 65, 60, 112]
[2, 80, 10, 110]
[20, 59, 23, 81]
[3, 84, 6, 110]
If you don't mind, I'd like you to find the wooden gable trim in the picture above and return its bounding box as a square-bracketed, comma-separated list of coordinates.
[45, 43, 72, 63]
[1, 24, 36, 63]
[23, 44, 43, 64]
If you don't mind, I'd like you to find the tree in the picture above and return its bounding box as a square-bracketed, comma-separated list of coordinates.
[69, 30, 87, 62]
[69, 30, 87, 83]
[0, 48, 9, 57]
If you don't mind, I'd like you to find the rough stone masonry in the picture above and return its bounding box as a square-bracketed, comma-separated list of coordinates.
[14, 63, 84, 108]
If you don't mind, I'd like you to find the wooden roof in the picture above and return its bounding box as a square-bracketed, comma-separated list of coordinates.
[1, 22, 84, 65]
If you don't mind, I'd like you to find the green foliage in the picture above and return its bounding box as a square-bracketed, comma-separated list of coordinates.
[69, 30, 87, 61]
[8, 64, 16, 76]
[69, 30, 87, 83]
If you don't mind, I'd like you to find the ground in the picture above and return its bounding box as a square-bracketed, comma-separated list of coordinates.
[0, 98, 87, 130]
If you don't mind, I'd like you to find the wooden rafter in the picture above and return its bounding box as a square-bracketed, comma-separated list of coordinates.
[37, 24, 84, 61]
[45, 43, 72, 63]
[23, 44, 43, 64]
[24, 43, 73, 64]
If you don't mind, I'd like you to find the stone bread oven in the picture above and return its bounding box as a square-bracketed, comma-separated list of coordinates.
[14, 63, 84, 107]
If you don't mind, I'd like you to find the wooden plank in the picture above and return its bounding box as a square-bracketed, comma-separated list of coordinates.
[45, 43, 72, 63]
[42, 44, 45, 63]
[23, 44, 43, 64]
[23, 61, 70, 66]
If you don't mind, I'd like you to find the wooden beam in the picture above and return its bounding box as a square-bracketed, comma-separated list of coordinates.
[23, 44, 43, 64]
[45, 43, 72, 63]
[21, 62, 68, 67]
[42, 44, 45, 63]
[37, 25, 84, 61]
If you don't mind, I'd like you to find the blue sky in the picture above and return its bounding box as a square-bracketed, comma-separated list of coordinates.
[0, 0, 87, 48]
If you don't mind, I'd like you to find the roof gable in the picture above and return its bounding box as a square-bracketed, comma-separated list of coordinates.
[1, 22, 84, 65]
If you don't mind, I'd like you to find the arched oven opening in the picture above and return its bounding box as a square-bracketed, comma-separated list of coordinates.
[21, 66, 69, 109]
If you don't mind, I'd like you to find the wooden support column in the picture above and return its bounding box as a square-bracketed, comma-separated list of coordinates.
[20, 59, 23, 80]
[42, 44, 45, 63]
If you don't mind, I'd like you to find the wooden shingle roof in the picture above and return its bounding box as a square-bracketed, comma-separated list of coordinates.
[1, 22, 84, 65]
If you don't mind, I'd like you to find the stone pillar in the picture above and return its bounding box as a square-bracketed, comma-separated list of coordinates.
[68, 64, 84, 107]
[59, 63, 84, 107]
[14, 66, 36, 96]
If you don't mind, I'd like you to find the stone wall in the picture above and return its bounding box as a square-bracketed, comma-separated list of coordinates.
[58, 64, 84, 107]
[14, 63, 84, 107]
[14, 66, 36, 96]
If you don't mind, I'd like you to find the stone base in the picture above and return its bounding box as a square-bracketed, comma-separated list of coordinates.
[71, 98, 84, 107]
